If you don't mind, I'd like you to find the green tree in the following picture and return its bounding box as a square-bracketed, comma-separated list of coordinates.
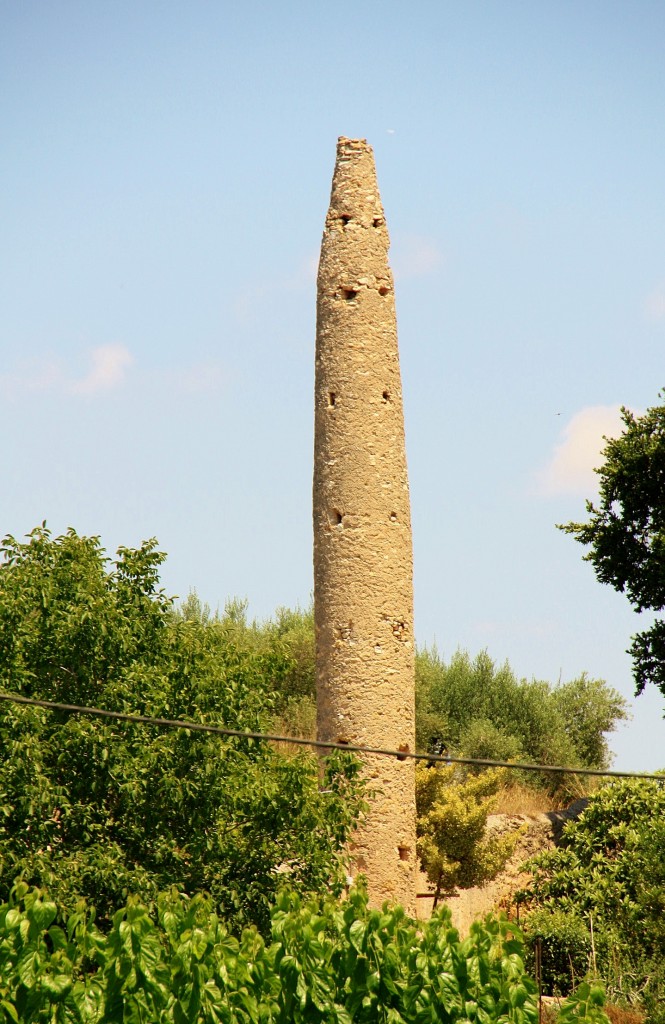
[518, 777, 665, 1008]
[561, 396, 665, 700]
[415, 763, 521, 898]
[176, 592, 318, 738]
[415, 648, 628, 793]
[549, 674, 628, 770]
[256, 604, 318, 739]
[0, 526, 364, 934]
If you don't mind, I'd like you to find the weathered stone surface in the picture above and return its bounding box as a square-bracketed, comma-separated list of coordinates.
[314, 137, 416, 913]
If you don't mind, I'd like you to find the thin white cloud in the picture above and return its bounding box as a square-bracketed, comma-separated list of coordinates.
[0, 359, 62, 395]
[233, 253, 318, 326]
[536, 404, 626, 497]
[0, 344, 134, 398]
[69, 344, 134, 395]
[177, 361, 225, 394]
[391, 233, 443, 280]
[644, 281, 665, 321]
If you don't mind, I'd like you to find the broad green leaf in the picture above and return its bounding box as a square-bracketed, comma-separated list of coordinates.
[16, 946, 41, 989]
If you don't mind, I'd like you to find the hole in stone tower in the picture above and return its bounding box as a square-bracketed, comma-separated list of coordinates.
[389, 512, 398, 522]
[398, 845, 410, 862]
[396, 744, 410, 761]
[334, 510, 343, 525]
[328, 392, 336, 407]
[382, 389, 391, 402]
[341, 287, 358, 301]
[340, 214, 352, 225]
[378, 285, 390, 296]
[372, 217, 383, 228]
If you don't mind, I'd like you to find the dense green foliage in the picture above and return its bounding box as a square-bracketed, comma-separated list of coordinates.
[172, 589, 633, 908]
[0, 882, 610, 1024]
[415, 649, 627, 795]
[175, 594, 318, 740]
[0, 527, 364, 934]
[561, 396, 665, 699]
[518, 778, 665, 1011]
[415, 765, 520, 897]
[197, 600, 629, 791]
[0, 523, 640, 1020]
[187, 599, 628, 791]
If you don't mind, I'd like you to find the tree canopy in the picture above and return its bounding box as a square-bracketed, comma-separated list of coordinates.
[175, 591, 630, 791]
[561, 396, 665, 700]
[0, 526, 364, 934]
[518, 777, 665, 1008]
[414, 648, 628, 793]
[415, 764, 520, 897]
[0, 520, 634, 943]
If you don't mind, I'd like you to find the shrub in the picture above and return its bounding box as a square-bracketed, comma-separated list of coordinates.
[518, 778, 665, 1009]
[522, 909, 592, 995]
[415, 648, 627, 798]
[0, 882, 610, 1024]
[416, 763, 522, 895]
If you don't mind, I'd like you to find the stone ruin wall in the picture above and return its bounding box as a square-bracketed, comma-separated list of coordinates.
[314, 137, 417, 913]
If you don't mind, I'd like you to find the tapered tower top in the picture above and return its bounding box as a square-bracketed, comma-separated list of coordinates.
[327, 137, 384, 224]
[319, 137, 392, 298]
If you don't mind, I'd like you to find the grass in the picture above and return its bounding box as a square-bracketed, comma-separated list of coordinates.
[492, 783, 562, 815]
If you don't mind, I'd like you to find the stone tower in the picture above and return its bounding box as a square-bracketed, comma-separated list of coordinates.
[313, 137, 416, 913]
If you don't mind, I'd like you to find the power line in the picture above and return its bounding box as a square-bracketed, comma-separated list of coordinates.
[0, 690, 663, 781]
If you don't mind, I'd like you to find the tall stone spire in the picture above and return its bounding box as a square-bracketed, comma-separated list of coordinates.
[314, 137, 416, 912]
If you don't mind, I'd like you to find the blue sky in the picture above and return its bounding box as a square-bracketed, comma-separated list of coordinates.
[2, 1, 665, 770]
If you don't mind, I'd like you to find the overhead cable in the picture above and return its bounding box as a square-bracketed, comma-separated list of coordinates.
[0, 690, 662, 781]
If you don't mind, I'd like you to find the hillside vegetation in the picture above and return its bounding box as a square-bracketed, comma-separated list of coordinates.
[518, 777, 665, 1016]
[178, 592, 628, 796]
[0, 524, 652, 1022]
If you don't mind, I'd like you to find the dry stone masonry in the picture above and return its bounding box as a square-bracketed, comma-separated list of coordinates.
[314, 137, 416, 913]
